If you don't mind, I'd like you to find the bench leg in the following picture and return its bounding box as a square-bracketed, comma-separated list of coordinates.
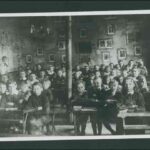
[116, 117, 125, 135]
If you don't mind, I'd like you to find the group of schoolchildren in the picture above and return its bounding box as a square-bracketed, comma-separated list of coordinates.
[0, 58, 149, 135]
[0, 64, 66, 135]
[71, 59, 149, 135]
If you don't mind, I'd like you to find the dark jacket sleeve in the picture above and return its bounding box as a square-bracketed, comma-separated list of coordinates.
[136, 92, 145, 108]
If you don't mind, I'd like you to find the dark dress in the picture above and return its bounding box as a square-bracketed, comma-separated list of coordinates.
[71, 91, 89, 135]
[24, 92, 51, 135]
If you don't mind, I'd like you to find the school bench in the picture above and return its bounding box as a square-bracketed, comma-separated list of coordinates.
[116, 110, 150, 135]
[73, 106, 97, 135]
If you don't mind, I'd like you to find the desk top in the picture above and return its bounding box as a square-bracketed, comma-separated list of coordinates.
[118, 110, 150, 118]
[73, 106, 97, 112]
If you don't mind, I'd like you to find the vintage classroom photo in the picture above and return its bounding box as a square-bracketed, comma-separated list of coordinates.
[0, 10, 149, 139]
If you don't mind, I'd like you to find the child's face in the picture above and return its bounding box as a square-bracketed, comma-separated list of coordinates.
[58, 70, 63, 77]
[43, 81, 51, 90]
[40, 71, 45, 77]
[0, 84, 6, 94]
[21, 84, 29, 93]
[94, 79, 102, 88]
[50, 66, 54, 71]
[133, 69, 139, 77]
[20, 71, 26, 78]
[8, 84, 17, 95]
[30, 74, 36, 81]
[76, 66, 80, 71]
[77, 83, 85, 93]
[95, 66, 100, 70]
[37, 65, 42, 70]
[110, 82, 118, 91]
[33, 85, 42, 96]
[111, 70, 116, 76]
[95, 71, 100, 78]
[75, 72, 80, 79]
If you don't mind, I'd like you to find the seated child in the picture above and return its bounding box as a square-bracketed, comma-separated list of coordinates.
[88, 78, 106, 135]
[102, 80, 124, 135]
[1, 74, 9, 84]
[42, 79, 53, 105]
[54, 69, 67, 105]
[123, 77, 145, 111]
[24, 82, 51, 135]
[17, 70, 27, 88]
[6, 81, 21, 108]
[138, 59, 148, 76]
[46, 65, 56, 84]
[38, 70, 48, 83]
[137, 75, 149, 94]
[27, 73, 39, 88]
[19, 81, 31, 109]
[102, 75, 110, 91]
[72, 81, 89, 135]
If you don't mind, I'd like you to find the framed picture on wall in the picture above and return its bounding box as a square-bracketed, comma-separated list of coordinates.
[62, 54, 66, 63]
[98, 39, 105, 48]
[117, 48, 127, 59]
[102, 52, 110, 63]
[80, 28, 87, 38]
[98, 39, 113, 48]
[37, 48, 44, 56]
[26, 55, 32, 63]
[135, 45, 142, 56]
[58, 41, 66, 50]
[106, 39, 113, 48]
[48, 54, 55, 62]
[107, 23, 115, 35]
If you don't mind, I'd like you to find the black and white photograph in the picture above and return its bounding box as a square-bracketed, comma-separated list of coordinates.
[0, 10, 150, 140]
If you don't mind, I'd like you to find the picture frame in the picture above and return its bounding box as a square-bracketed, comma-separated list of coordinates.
[62, 54, 66, 63]
[102, 51, 110, 63]
[105, 38, 113, 48]
[37, 48, 44, 56]
[79, 28, 87, 38]
[26, 55, 32, 63]
[58, 41, 66, 50]
[117, 48, 127, 59]
[135, 45, 142, 56]
[48, 54, 55, 62]
[98, 38, 113, 48]
[107, 23, 115, 35]
[98, 39, 105, 48]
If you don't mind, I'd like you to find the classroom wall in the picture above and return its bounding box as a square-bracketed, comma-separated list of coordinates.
[0, 15, 149, 73]
[0, 17, 67, 72]
[72, 15, 147, 67]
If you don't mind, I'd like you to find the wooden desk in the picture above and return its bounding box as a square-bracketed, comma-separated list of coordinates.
[73, 106, 97, 135]
[0, 108, 24, 134]
[117, 110, 150, 135]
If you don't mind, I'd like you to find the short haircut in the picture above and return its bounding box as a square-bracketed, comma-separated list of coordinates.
[32, 82, 43, 89]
